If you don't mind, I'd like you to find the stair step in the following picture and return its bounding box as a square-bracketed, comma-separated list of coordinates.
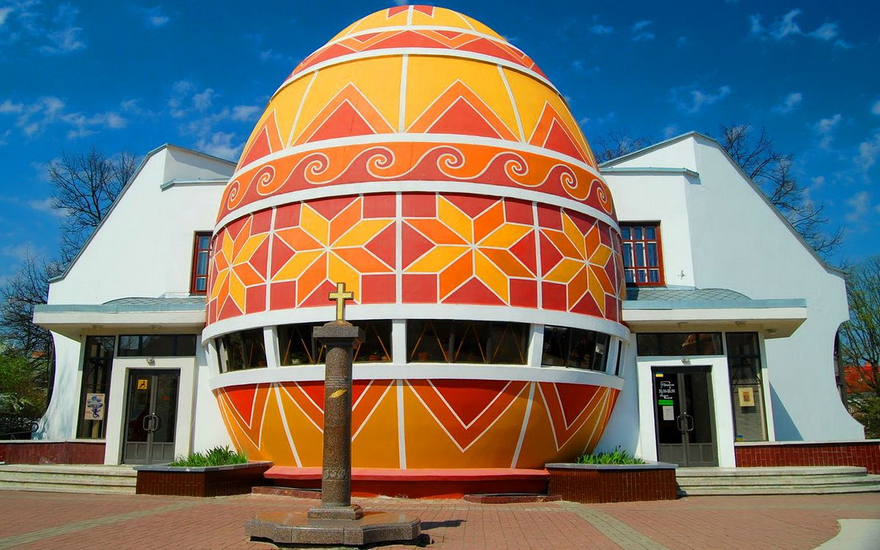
[0, 481, 136, 495]
[0, 465, 137, 477]
[679, 483, 880, 496]
[0, 473, 136, 486]
[678, 475, 874, 487]
[675, 466, 866, 478]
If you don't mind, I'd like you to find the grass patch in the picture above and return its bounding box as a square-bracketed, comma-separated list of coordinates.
[169, 445, 248, 467]
[576, 447, 645, 465]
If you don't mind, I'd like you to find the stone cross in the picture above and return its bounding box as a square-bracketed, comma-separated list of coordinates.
[308, 283, 365, 521]
[329, 282, 354, 322]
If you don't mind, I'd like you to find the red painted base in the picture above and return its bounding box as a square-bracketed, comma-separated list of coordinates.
[265, 467, 550, 499]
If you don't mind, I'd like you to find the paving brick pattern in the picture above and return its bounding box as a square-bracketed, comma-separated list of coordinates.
[0, 490, 878, 549]
[735, 442, 880, 473]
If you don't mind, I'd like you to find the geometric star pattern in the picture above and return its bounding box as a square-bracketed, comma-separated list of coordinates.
[207, 192, 624, 325]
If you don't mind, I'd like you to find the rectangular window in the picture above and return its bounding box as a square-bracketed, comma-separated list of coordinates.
[541, 326, 609, 371]
[190, 232, 212, 294]
[220, 329, 267, 372]
[407, 320, 529, 365]
[117, 334, 197, 357]
[727, 332, 768, 442]
[620, 223, 664, 285]
[636, 333, 723, 356]
[277, 321, 394, 365]
[77, 336, 116, 439]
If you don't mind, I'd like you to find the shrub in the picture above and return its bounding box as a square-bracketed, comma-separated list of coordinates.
[169, 446, 248, 467]
[576, 447, 645, 465]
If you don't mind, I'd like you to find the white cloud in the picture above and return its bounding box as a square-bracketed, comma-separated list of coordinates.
[810, 22, 838, 41]
[750, 9, 848, 47]
[872, 99, 880, 116]
[40, 26, 85, 54]
[845, 191, 871, 222]
[589, 24, 614, 35]
[0, 7, 13, 25]
[773, 92, 803, 115]
[142, 6, 169, 28]
[2, 243, 34, 262]
[814, 113, 842, 149]
[677, 36, 688, 47]
[196, 132, 242, 160]
[671, 85, 731, 114]
[856, 130, 880, 171]
[663, 124, 680, 140]
[631, 20, 654, 42]
[28, 197, 67, 218]
[0, 96, 128, 139]
[192, 88, 215, 112]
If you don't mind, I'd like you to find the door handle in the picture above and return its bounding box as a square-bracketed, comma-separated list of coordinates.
[684, 413, 694, 432]
[152, 414, 161, 433]
[142, 414, 152, 432]
[675, 414, 685, 433]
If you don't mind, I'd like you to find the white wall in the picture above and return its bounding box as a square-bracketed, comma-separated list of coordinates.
[38, 146, 234, 449]
[599, 134, 862, 448]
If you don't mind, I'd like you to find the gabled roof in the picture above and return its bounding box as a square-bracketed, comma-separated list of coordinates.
[49, 144, 235, 284]
[600, 131, 844, 277]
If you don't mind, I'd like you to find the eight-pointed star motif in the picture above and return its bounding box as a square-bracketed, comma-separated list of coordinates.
[542, 211, 616, 314]
[405, 197, 534, 303]
[273, 197, 394, 305]
[210, 217, 269, 314]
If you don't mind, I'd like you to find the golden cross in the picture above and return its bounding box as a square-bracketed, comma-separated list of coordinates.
[329, 282, 354, 322]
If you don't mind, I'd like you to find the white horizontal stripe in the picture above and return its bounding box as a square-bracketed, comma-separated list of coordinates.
[214, 180, 618, 234]
[201, 304, 630, 342]
[273, 48, 556, 100]
[208, 363, 624, 392]
[230, 133, 602, 192]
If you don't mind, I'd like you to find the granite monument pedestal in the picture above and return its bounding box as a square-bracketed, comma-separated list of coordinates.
[245, 283, 420, 546]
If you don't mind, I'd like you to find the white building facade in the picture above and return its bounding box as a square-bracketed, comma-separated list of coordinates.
[32, 133, 862, 469]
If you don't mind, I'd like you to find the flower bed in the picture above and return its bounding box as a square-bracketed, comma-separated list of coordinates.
[134, 461, 272, 497]
[545, 461, 677, 503]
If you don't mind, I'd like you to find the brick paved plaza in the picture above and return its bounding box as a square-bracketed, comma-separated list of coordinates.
[1, 490, 878, 549]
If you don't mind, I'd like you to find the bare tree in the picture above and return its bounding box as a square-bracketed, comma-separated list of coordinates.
[717, 124, 843, 258]
[591, 130, 654, 164]
[838, 256, 880, 436]
[48, 147, 137, 263]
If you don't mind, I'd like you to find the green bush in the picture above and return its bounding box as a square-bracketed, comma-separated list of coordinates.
[169, 446, 248, 467]
[576, 446, 645, 465]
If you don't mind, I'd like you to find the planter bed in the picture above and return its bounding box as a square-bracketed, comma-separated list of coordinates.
[546, 461, 677, 503]
[134, 461, 272, 497]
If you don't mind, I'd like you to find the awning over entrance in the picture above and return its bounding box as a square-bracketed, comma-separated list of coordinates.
[33, 296, 206, 338]
[621, 287, 807, 338]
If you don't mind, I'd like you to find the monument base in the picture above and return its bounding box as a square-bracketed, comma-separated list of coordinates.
[246, 510, 421, 547]
[308, 504, 364, 520]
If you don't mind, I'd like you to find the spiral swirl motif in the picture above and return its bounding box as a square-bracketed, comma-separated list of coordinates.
[365, 147, 397, 177]
[253, 165, 278, 196]
[302, 152, 331, 184]
[225, 179, 245, 210]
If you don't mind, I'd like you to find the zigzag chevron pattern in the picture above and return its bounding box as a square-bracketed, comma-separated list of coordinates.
[215, 379, 619, 469]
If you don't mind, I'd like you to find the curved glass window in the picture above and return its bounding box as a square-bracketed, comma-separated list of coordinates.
[279, 321, 392, 365]
[541, 326, 609, 371]
[407, 320, 529, 364]
[220, 329, 267, 372]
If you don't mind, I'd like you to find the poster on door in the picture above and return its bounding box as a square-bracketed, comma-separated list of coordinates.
[84, 393, 105, 420]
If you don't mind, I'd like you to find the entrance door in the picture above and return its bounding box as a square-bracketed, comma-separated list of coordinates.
[123, 370, 179, 464]
[652, 367, 717, 467]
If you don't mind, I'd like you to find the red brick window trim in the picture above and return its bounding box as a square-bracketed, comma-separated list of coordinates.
[621, 223, 664, 286]
[190, 232, 212, 295]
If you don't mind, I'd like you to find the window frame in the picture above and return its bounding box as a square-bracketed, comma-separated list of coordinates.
[620, 222, 665, 287]
[190, 231, 212, 295]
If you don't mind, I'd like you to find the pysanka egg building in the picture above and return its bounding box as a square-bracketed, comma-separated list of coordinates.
[28, 6, 866, 493]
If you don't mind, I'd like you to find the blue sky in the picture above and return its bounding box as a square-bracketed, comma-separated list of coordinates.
[0, 0, 878, 286]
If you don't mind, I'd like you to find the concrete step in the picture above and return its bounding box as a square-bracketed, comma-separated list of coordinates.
[679, 474, 877, 487]
[0, 464, 138, 494]
[0, 464, 137, 477]
[676, 466, 866, 478]
[0, 480, 136, 495]
[680, 483, 880, 496]
[0, 472, 136, 487]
